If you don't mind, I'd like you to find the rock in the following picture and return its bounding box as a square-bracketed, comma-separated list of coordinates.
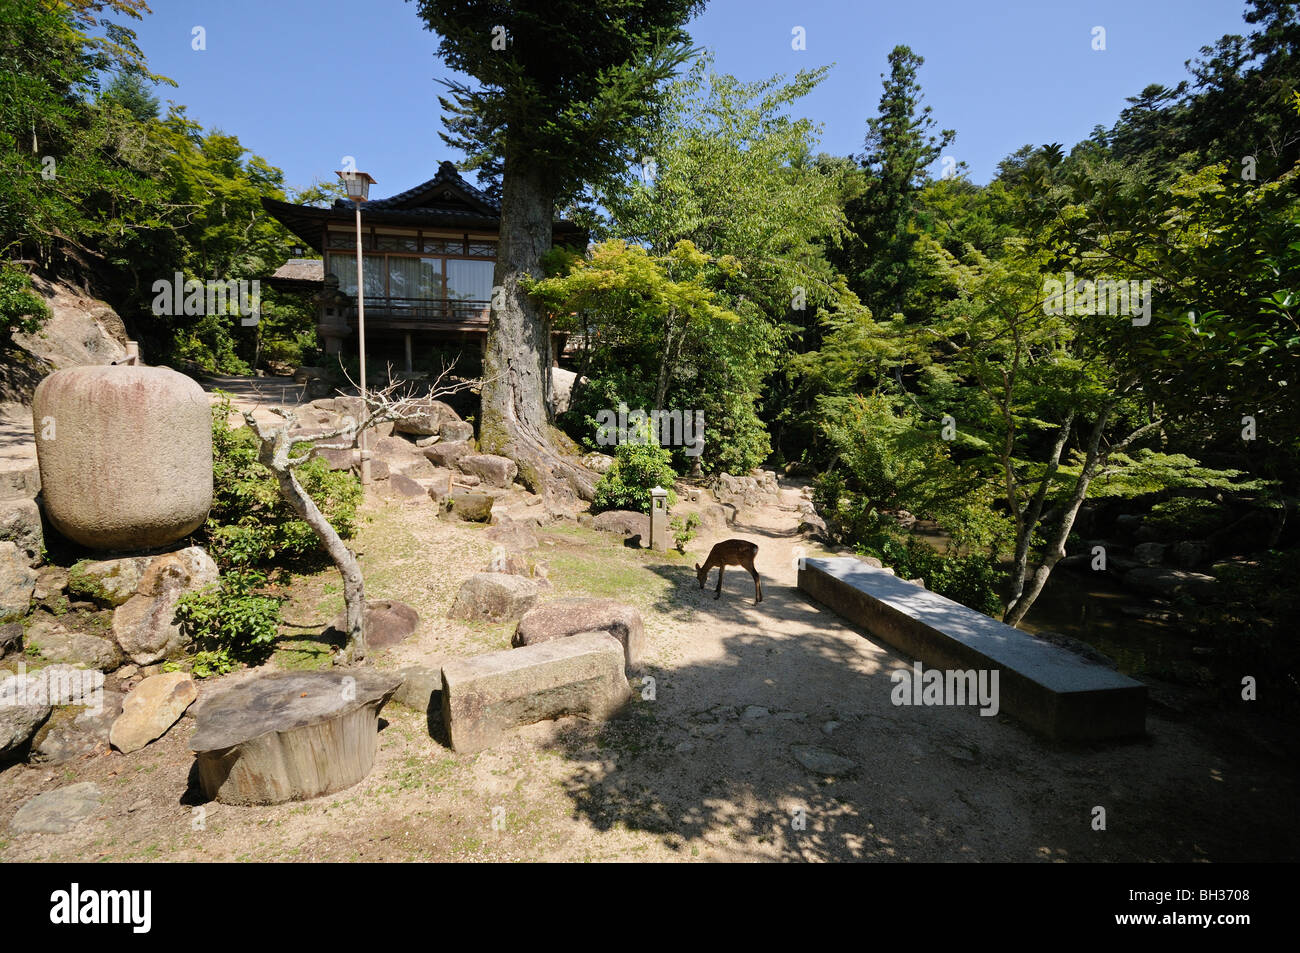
[393, 665, 441, 713]
[316, 447, 354, 471]
[0, 621, 21, 658]
[857, 556, 884, 570]
[484, 520, 539, 552]
[424, 440, 472, 468]
[512, 598, 645, 668]
[386, 472, 427, 501]
[441, 631, 630, 754]
[591, 509, 649, 540]
[448, 573, 540, 623]
[415, 434, 441, 448]
[741, 705, 770, 721]
[32, 565, 67, 603]
[798, 513, 829, 539]
[821, 720, 841, 736]
[23, 616, 122, 671]
[446, 492, 494, 523]
[10, 782, 102, 833]
[0, 541, 37, 622]
[458, 453, 517, 488]
[1133, 542, 1167, 567]
[791, 745, 856, 777]
[109, 672, 197, 753]
[0, 497, 42, 562]
[550, 366, 579, 415]
[0, 671, 52, 759]
[34, 365, 213, 551]
[394, 399, 460, 437]
[674, 740, 696, 755]
[439, 420, 474, 443]
[328, 599, 418, 650]
[1123, 567, 1219, 599]
[581, 452, 615, 474]
[30, 690, 124, 764]
[112, 547, 218, 665]
[1173, 540, 1210, 569]
[5, 274, 128, 405]
[66, 556, 150, 608]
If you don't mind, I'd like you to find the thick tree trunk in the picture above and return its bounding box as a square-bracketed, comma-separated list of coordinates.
[478, 155, 596, 504]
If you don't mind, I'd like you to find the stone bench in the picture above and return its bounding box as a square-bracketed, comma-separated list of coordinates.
[441, 631, 630, 754]
[798, 557, 1146, 741]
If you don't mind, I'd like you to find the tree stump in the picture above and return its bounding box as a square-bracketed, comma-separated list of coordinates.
[190, 671, 399, 805]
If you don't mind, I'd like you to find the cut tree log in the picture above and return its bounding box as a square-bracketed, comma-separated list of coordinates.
[190, 670, 399, 805]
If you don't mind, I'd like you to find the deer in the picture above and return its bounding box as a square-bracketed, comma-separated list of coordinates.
[696, 539, 763, 603]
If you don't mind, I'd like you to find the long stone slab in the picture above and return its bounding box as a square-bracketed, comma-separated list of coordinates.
[798, 557, 1146, 741]
[441, 631, 631, 754]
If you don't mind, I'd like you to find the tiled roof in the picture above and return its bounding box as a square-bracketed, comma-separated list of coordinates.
[271, 258, 324, 282]
[333, 160, 499, 214]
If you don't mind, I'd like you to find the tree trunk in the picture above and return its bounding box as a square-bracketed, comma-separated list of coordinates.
[478, 154, 595, 505]
[1003, 406, 1111, 627]
[273, 466, 367, 662]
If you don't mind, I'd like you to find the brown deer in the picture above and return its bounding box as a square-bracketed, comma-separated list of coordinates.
[696, 539, 763, 603]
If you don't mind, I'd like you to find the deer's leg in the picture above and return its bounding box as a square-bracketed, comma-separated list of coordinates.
[715, 565, 724, 599]
[750, 565, 762, 603]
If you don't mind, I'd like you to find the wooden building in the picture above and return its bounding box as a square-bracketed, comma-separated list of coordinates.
[263, 161, 585, 370]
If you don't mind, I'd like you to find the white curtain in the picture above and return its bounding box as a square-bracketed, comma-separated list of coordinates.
[446, 258, 494, 302]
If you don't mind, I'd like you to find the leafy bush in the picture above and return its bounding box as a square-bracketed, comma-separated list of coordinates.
[1142, 496, 1230, 539]
[592, 422, 679, 514]
[204, 395, 361, 568]
[0, 264, 49, 339]
[173, 568, 282, 677]
[669, 512, 701, 553]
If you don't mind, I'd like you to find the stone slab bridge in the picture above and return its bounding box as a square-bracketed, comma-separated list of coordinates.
[797, 557, 1146, 742]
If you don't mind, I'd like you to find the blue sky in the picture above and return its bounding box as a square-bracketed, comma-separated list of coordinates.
[128, 0, 1251, 196]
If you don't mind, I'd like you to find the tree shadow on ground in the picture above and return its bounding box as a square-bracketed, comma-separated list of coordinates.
[532, 572, 1300, 862]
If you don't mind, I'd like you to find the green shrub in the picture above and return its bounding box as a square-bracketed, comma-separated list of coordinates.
[592, 422, 679, 514]
[1143, 497, 1230, 539]
[669, 512, 701, 553]
[0, 264, 49, 338]
[173, 568, 282, 677]
[204, 395, 361, 568]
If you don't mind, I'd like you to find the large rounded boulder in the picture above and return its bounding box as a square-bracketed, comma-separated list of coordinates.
[33, 365, 213, 551]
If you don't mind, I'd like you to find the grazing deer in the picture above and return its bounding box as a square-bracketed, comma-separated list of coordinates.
[696, 539, 763, 603]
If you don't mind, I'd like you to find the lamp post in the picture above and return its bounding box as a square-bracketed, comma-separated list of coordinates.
[336, 168, 377, 484]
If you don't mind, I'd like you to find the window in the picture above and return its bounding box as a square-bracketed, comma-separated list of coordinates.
[326, 230, 359, 250]
[327, 252, 386, 301]
[446, 259, 494, 302]
[388, 256, 443, 304]
[376, 234, 418, 252]
[423, 238, 456, 254]
[466, 241, 496, 258]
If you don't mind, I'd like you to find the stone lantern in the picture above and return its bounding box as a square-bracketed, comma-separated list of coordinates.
[649, 485, 669, 552]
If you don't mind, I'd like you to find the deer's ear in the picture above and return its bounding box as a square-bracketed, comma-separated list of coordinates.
[694, 563, 701, 571]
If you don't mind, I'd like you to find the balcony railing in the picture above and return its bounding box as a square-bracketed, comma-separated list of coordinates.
[350, 296, 491, 327]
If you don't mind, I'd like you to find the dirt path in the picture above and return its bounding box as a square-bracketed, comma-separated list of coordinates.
[2, 472, 1297, 862]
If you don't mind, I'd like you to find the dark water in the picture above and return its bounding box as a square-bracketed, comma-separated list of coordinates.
[1016, 568, 1195, 677]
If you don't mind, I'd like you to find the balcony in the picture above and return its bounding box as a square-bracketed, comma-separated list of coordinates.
[348, 296, 491, 330]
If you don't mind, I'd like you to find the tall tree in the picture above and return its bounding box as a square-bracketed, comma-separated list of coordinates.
[409, 0, 703, 504]
[837, 45, 954, 320]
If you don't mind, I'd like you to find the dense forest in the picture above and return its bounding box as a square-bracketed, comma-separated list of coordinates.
[2, 1, 1297, 704]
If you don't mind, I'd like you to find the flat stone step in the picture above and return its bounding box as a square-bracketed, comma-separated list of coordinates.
[798, 557, 1146, 741]
[441, 631, 630, 754]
